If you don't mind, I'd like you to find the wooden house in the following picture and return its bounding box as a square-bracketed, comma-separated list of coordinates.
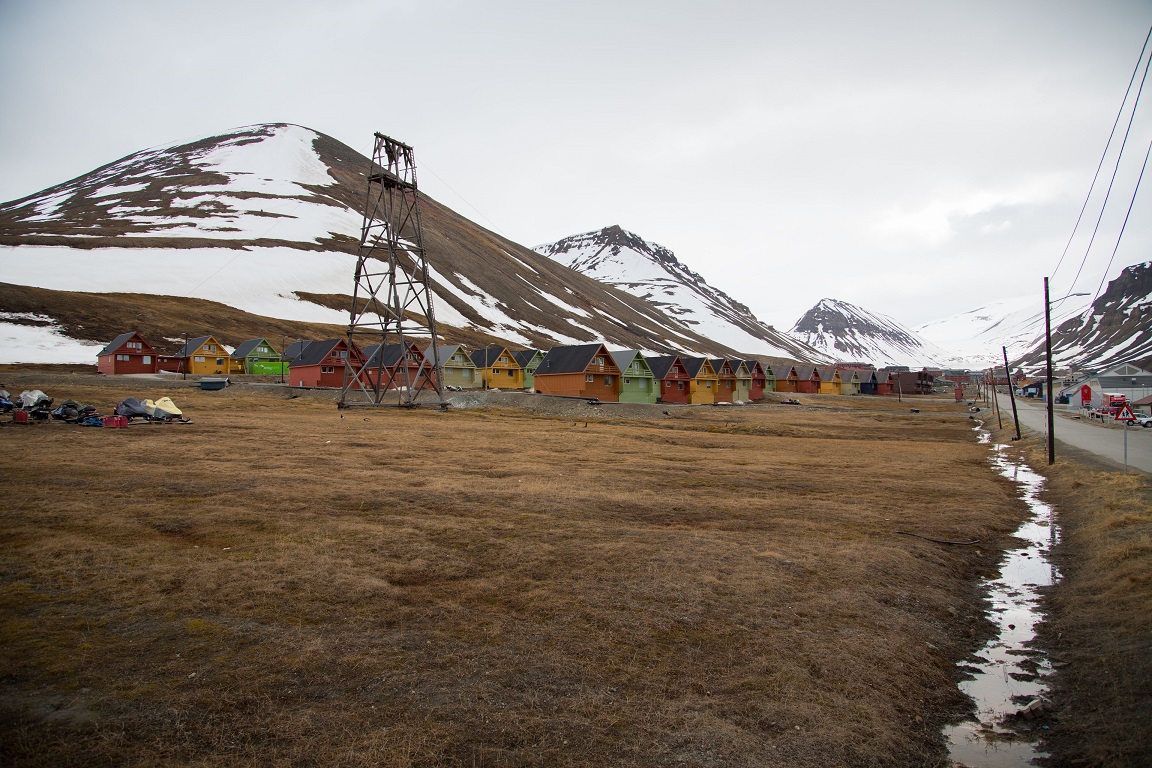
[858, 369, 878, 395]
[610, 350, 658, 404]
[512, 349, 544, 388]
[646, 355, 692, 404]
[762, 363, 778, 393]
[772, 363, 799, 393]
[289, 338, 364, 389]
[792, 365, 821, 394]
[470, 347, 524, 389]
[428, 344, 480, 389]
[533, 343, 621, 401]
[681, 357, 718, 404]
[741, 360, 767, 400]
[731, 360, 752, 401]
[96, 332, 158, 375]
[708, 359, 736, 403]
[158, 335, 237, 375]
[232, 338, 287, 375]
[818, 367, 842, 396]
[363, 342, 434, 391]
[874, 370, 896, 396]
[838, 368, 862, 396]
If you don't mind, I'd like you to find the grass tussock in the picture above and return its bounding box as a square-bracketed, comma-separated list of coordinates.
[1, 383, 1035, 767]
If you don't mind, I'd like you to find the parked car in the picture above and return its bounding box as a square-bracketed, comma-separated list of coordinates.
[1127, 414, 1152, 428]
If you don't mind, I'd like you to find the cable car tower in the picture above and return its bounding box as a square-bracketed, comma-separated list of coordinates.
[339, 133, 446, 408]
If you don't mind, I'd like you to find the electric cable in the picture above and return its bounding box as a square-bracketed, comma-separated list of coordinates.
[1089, 132, 1152, 306]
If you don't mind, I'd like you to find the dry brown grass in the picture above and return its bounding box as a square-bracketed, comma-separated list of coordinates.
[0, 383, 1035, 767]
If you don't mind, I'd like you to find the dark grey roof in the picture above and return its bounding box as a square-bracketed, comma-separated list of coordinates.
[293, 339, 344, 367]
[793, 365, 819, 381]
[609, 349, 639, 371]
[172, 335, 214, 358]
[740, 360, 765, 377]
[470, 346, 512, 368]
[707, 358, 735, 377]
[231, 338, 278, 359]
[364, 343, 424, 368]
[645, 355, 683, 380]
[98, 331, 148, 357]
[512, 349, 541, 368]
[283, 340, 314, 361]
[427, 344, 473, 367]
[535, 344, 615, 375]
[681, 357, 715, 378]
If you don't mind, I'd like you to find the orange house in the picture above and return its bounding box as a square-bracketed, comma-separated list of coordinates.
[533, 343, 621, 401]
[709, 358, 737, 403]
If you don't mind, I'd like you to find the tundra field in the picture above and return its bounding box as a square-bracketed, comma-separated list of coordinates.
[0, 374, 1149, 767]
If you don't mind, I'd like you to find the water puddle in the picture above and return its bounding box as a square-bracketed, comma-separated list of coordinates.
[942, 426, 1061, 767]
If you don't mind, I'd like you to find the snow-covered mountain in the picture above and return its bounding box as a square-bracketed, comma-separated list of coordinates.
[534, 225, 827, 362]
[0, 124, 788, 362]
[916, 293, 1093, 370]
[1013, 262, 1152, 372]
[790, 298, 957, 368]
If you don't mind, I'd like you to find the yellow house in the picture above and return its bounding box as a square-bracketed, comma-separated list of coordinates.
[469, 346, 525, 389]
[165, 334, 240, 375]
[818, 367, 843, 395]
[681, 357, 718, 404]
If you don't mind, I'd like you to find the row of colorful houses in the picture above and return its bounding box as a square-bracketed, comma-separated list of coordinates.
[96, 331, 915, 404]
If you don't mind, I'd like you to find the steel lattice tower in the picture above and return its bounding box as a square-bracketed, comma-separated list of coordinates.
[339, 133, 446, 408]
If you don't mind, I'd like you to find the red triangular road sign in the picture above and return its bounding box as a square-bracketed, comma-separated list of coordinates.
[1115, 403, 1136, 421]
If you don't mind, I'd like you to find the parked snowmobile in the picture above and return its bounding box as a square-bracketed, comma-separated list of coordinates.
[115, 397, 150, 420]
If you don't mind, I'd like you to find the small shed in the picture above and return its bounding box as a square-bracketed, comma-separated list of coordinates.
[681, 357, 718, 405]
[470, 347, 524, 389]
[610, 350, 658, 404]
[232, 338, 287, 375]
[646, 355, 692, 404]
[96, 331, 159, 375]
[533, 343, 621, 401]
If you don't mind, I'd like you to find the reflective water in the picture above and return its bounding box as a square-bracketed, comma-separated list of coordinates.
[943, 427, 1060, 767]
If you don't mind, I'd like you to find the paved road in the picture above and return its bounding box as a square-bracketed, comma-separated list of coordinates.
[993, 392, 1152, 474]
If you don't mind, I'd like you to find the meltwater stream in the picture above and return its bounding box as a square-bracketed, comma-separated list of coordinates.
[942, 427, 1061, 767]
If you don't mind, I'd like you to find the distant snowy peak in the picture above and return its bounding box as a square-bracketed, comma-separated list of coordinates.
[1014, 261, 1152, 371]
[0, 123, 360, 248]
[535, 225, 827, 362]
[791, 298, 955, 368]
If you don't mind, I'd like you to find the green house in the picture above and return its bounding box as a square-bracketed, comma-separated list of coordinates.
[512, 349, 544, 388]
[232, 338, 288, 375]
[428, 344, 481, 389]
[610, 350, 658, 404]
[763, 363, 778, 392]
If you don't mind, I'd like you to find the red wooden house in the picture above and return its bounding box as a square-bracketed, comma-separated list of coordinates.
[792, 365, 822, 394]
[289, 338, 364, 388]
[533, 343, 621, 401]
[362, 342, 436, 391]
[741, 360, 767, 400]
[709, 358, 737, 403]
[97, 332, 158, 375]
[874, 370, 896, 396]
[645, 355, 692, 404]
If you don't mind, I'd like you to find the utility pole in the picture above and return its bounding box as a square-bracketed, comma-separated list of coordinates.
[1003, 346, 1021, 441]
[1044, 277, 1055, 464]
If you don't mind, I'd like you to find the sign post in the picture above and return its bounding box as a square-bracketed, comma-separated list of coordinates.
[1115, 403, 1136, 473]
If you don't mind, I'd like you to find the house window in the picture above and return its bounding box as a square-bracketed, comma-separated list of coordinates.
[127, 341, 141, 350]
[624, 377, 631, 385]
[604, 375, 612, 385]
[258, 346, 269, 353]
[322, 366, 334, 374]
[116, 354, 129, 361]
[335, 350, 348, 359]
[678, 382, 684, 390]
[194, 356, 205, 363]
[142, 356, 151, 365]
[706, 381, 712, 388]
[205, 344, 216, 352]
[507, 369, 514, 376]
[462, 370, 471, 379]
[585, 374, 594, 382]
[216, 358, 224, 365]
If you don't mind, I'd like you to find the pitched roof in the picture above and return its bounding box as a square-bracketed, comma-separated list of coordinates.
[512, 349, 542, 368]
[793, 365, 820, 381]
[231, 338, 277, 359]
[470, 347, 513, 369]
[427, 344, 473, 367]
[293, 339, 345, 367]
[535, 344, 616, 375]
[609, 349, 639, 371]
[98, 331, 149, 357]
[681, 357, 717, 378]
[645, 355, 684, 380]
[708, 358, 735, 377]
[740, 360, 765, 377]
[364, 343, 425, 368]
[172, 335, 215, 357]
[283, 340, 314, 361]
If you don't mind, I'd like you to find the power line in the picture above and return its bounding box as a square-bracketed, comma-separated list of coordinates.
[418, 159, 510, 239]
[1089, 132, 1152, 306]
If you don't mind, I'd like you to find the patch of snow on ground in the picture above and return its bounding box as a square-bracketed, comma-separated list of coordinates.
[0, 321, 104, 363]
[91, 182, 150, 198]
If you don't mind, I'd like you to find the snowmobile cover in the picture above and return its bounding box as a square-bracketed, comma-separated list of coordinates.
[19, 390, 52, 408]
[52, 399, 83, 422]
[115, 398, 149, 418]
[150, 396, 183, 421]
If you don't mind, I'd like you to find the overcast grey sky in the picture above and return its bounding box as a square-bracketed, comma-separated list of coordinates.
[2, 1, 1149, 329]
